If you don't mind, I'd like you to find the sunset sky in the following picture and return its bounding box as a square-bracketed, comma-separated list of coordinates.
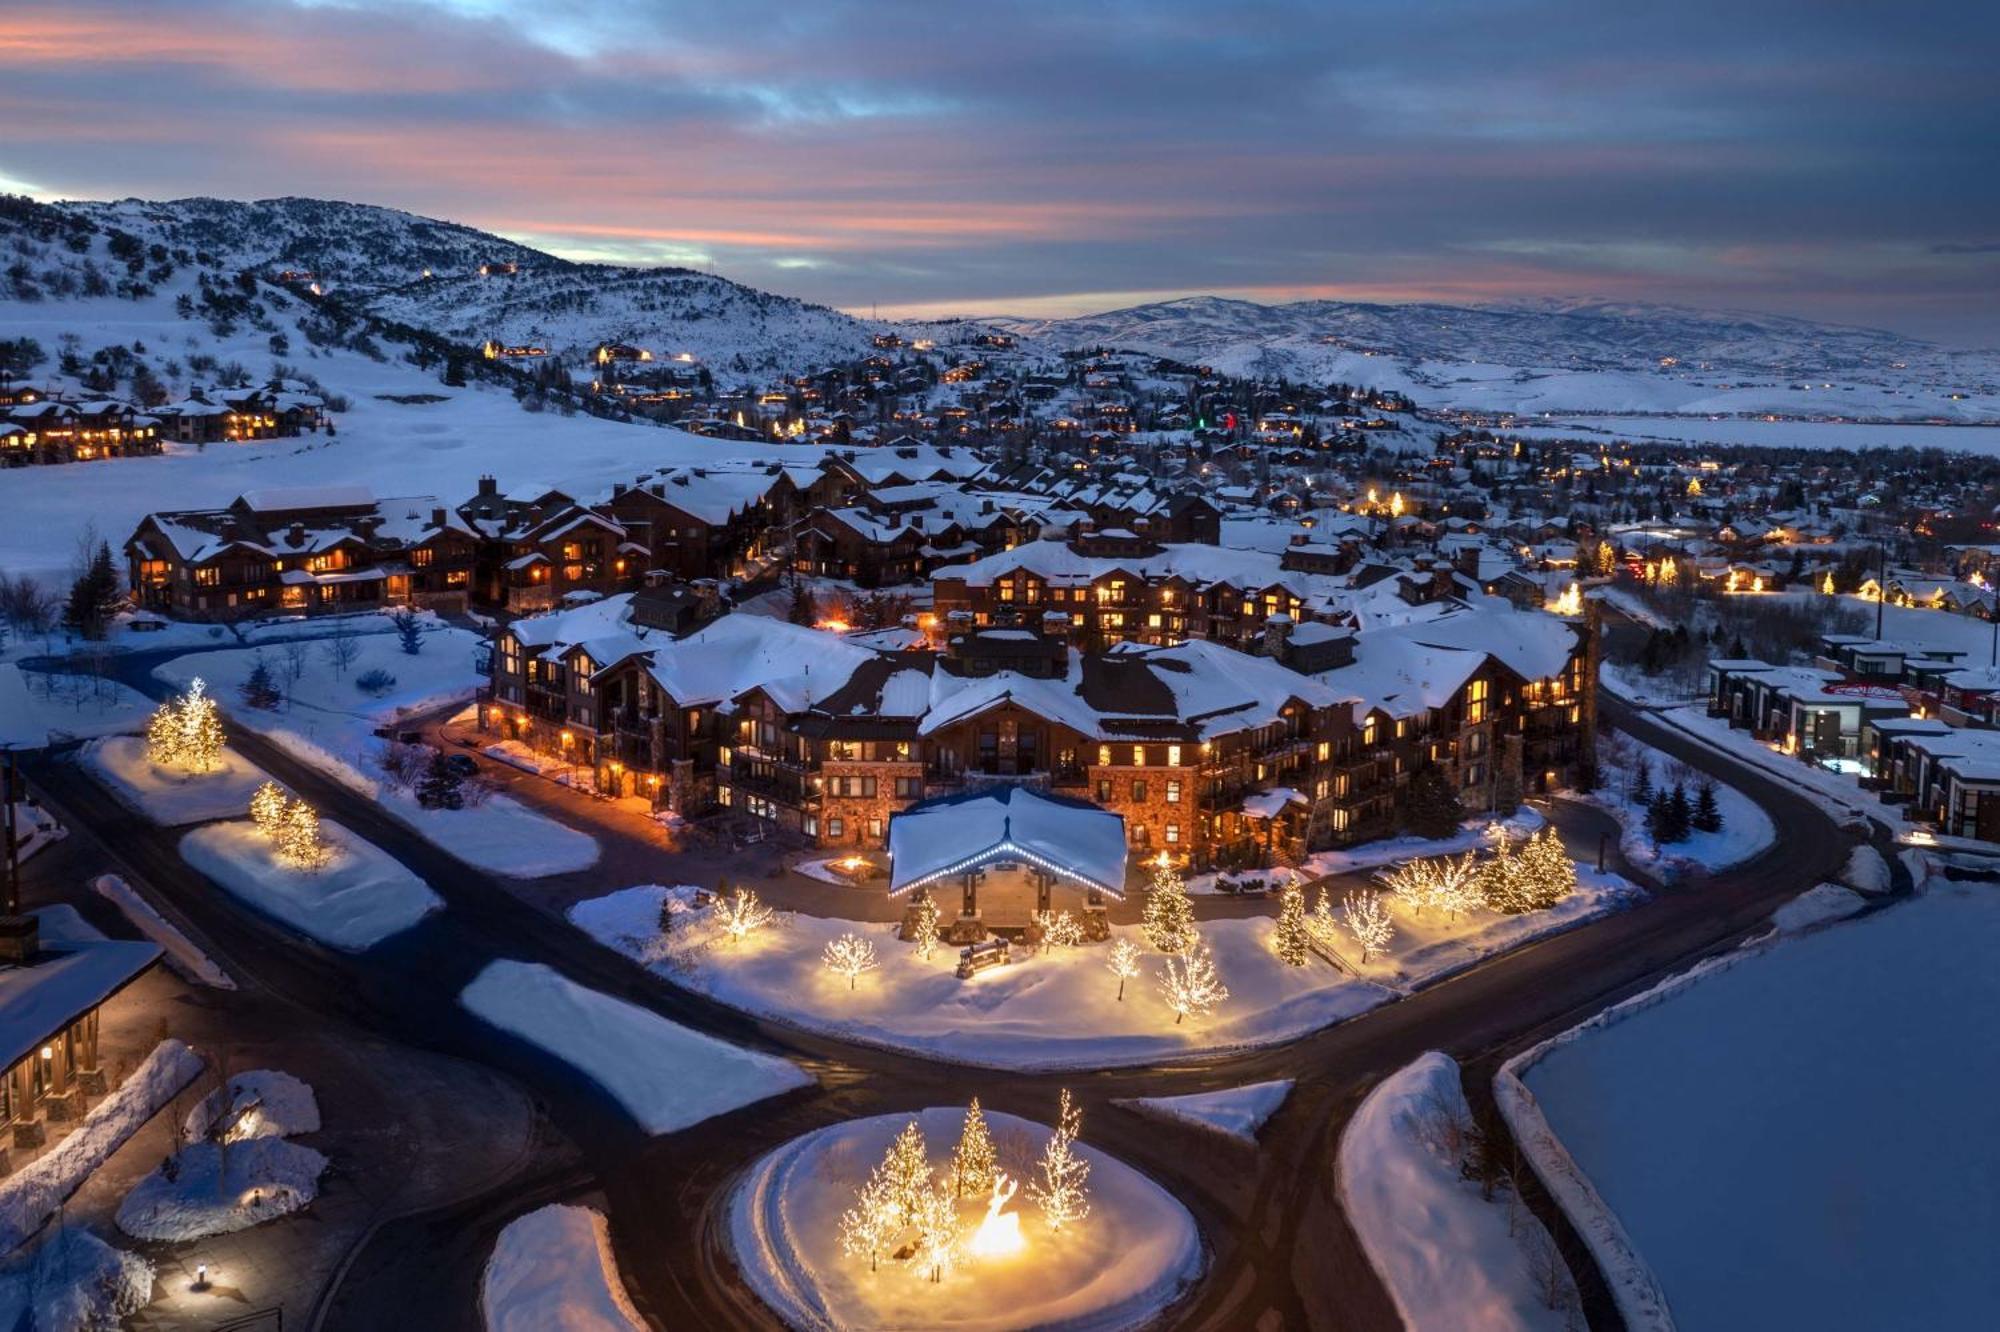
[3, 0, 1996, 343]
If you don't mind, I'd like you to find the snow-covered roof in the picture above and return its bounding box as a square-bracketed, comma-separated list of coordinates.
[888, 785, 1127, 899]
[236, 485, 375, 512]
[0, 930, 160, 1072]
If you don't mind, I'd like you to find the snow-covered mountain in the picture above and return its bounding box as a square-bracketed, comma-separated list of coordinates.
[19, 195, 901, 374]
[994, 295, 2000, 421]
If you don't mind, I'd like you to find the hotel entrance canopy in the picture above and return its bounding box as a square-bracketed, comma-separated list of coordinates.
[887, 785, 1128, 901]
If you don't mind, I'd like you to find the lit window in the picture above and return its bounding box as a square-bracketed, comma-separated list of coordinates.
[1167, 744, 1182, 766]
[1098, 745, 1111, 767]
[1131, 745, 1146, 766]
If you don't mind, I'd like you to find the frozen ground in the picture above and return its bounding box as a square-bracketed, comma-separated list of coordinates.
[153, 633, 600, 878]
[482, 1204, 645, 1332]
[115, 1137, 327, 1241]
[729, 1105, 1203, 1331]
[569, 877, 1632, 1071]
[459, 960, 810, 1134]
[78, 736, 271, 827]
[0, 1041, 206, 1251]
[179, 819, 442, 951]
[1340, 1053, 1577, 1332]
[1506, 884, 2000, 1331]
[1115, 1080, 1293, 1144]
[0, 1226, 153, 1332]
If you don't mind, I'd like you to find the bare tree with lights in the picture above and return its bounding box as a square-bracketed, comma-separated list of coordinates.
[1158, 938, 1229, 1024]
[822, 931, 879, 990]
[1342, 889, 1394, 964]
[1105, 937, 1142, 1000]
[1028, 1089, 1091, 1234]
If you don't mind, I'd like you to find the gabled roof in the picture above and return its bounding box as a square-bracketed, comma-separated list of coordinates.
[888, 785, 1127, 899]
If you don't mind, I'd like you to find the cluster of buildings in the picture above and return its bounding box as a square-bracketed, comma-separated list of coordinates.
[0, 379, 325, 466]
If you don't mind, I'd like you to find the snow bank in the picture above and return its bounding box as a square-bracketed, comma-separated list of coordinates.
[460, 960, 810, 1134]
[1581, 733, 1776, 875]
[179, 819, 441, 951]
[0, 1041, 206, 1252]
[115, 1137, 327, 1241]
[1839, 844, 1891, 895]
[1115, 1080, 1292, 1144]
[1340, 1053, 1578, 1332]
[184, 1069, 320, 1143]
[91, 875, 235, 990]
[482, 1204, 644, 1332]
[0, 1227, 153, 1332]
[78, 736, 270, 827]
[1770, 883, 1866, 934]
[729, 1106, 1203, 1331]
[1503, 886, 2000, 1330]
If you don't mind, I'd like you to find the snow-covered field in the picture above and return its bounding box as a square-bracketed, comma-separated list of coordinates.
[1294, 808, 1545, 880]
[482, 1204, 645, 1332]
[459, 960, 810, 1134]
[1510, 415, 2000, 455]
[0, 663, 153, 746]
[1503, 884, 2000, 1331]
[728, 1106, 1203, 1331]
[178, 819, 441, 951]
[78, 736, 271, 827]
[569, 877, 1633, 1071]
[153, 638, 599, 877]
[1340, 1053, 1577, 1332]
[1115, 1080, 1293, 1145]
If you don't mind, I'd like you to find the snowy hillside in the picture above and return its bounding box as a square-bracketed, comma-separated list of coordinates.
[995, 295, 2000, 420]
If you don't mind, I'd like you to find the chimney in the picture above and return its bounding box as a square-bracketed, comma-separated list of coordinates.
[692, 577, 720, 618]
[477, 475, 498, 498]
[612, 482, 628, 497]
[1042, 610, 1072, 646]
[431, 507, 447, 528]
[288, 522, 307, 548]
[1264, 612, 1293, 661]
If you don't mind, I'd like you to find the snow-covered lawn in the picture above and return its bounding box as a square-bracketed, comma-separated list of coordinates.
[0, 1227, 153, 1332]
[0, 663, 155, 748]
[0, 1041, 206, 1252]
[153, 643, 600, 878]
[1502, 884, 2000, 1331]
[1341, 1053, 1578, 1332]
[1354, 866, 1640, 991]
[482, 1204, 644, 1332]
[459, 960, 810, 1134]
[179, 819, 441, 951]
[78, 736, 271, 827]
[1115, 1080, 1293, 1145]
[1576, 733, 1775, 874]
[91, 875, 235, 990]
[729, 1106, 1203, 1332]
[115, 1137, 328, 1241]
[1294, 807, 1546, 880]
[574, 886, 1391, 1071]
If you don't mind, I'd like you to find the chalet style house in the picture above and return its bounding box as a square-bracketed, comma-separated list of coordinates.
[0, 398, 163, 465]
[127, 486, 479, 618]
[478, 594, 1594, 871]
[156, 381, 327, 445]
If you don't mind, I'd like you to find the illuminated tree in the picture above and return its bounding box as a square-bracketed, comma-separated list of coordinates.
[1378, 852, 1480, 920]
[1141, 860, 1196, 954]
[882, 1119, 932, 1228]
[1272, 880, 1310, 966]
[1158, 938, 1229, 1025]
[146, 677, 225, 772]
[248, 780, 289, 838]
[1342, 890, 1394, 964]
[1032, 908, 1085, 951]
[274, 798, 331, 871]
[838, 1160, 901, 1272]
[714, 886, 775, 945]
[1027, 1089, 1091, 1233]
[1305, 886, 1342, 952]
[1105, 937, 1142, 1000]
[822, 932, 879, 990]
[952, 1098, 997, 1199]
[911, 1180, 961, 1283]
[909, 892, 940, 959]
[1477, 826, 1533, 913]
[1516, 827, 1578, 910]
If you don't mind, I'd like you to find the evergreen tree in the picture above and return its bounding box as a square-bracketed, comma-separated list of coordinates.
[416, 751, 465, 810]
[1399, 763, 1464, 840]
[239, 655, 282, 710]
[1273, 880, 1310, 966]
[1666, 783, 1694, 842]
[392, 608, 424, 655]
[952, 1099, 997, 1199]
[1692, 780, 1723, 834]
[882, 1120, 933, 1229]
[1141, 861, 1197, 954]
[787, 576, 820, 626]
[1645, 790, 1673, 844]
[1631, 759, 1654, 804]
